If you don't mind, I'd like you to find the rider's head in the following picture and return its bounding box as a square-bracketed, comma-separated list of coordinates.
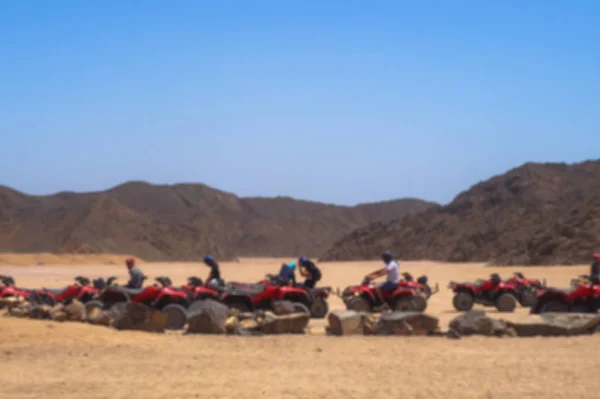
[380, 250, 393, 264]
[298, 256, 309, 266]
[125, 257, 135, 270]
[288, 261, 297, 271]
[203, 255, 216, 267]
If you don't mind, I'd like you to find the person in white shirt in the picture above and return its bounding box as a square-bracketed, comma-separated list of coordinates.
[365, 250, 399, 309]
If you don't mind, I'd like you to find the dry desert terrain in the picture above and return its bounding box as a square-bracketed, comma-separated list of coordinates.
[0, 257, 596, 399]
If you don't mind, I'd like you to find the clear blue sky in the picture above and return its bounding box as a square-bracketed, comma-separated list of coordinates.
[1, 1, 598, 205]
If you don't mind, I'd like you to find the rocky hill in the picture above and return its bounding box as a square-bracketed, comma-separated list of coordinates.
[320, 160, 600, 265]
[0, 182, 435, 261]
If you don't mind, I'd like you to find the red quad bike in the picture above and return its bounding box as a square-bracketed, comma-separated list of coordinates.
[178, 276, 221, 302]
[449, 273, 518, 312]
[340, 277, 423, 312]
[85, 276, 189, 330]
[35, 276, 117, 306]
[220, 274, 331, 318]
[530, 281, 600, 314]
[0, 275, 36, 306]
[503, 272, 546, 307]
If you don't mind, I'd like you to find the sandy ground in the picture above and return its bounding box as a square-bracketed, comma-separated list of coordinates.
[0, 257, 596, 399]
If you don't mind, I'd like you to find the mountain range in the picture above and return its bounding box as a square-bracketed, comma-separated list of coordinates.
[0, 182, 435, 261]
[321, 160, 600, 265]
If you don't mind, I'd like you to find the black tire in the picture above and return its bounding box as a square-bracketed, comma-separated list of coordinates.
[519, 290, 537, 308]
[453, 292, 474, 312]
[346, 296, 371, 312]
[162, 304, 188, 330]
[85, 300, 105, 316]
[495, 293, 517, 312]
[310, 297, 329, 318]
[412, 293, 428, 312]
[292, 302, 310, 315]
[393, 297, 415, 311]
[539, 300, 569, 313]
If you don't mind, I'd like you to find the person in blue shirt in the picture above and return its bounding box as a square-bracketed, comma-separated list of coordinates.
[278, 261, 297, 285]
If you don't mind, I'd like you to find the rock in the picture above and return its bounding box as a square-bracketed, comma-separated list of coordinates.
[64, 300, 86, 322]
[225, 316, 240, 333]
[373, 311, 439, 336]
[238, 312, 257, 321]
[29, 305, 52, 319]
[52, 311, 68, 322]
[87, 307, 112, 326]
[110, 302, 166, 333]
[0, 296, 25, 308]
[261, 313, 310, 334]
[49, 303, 65, 319]
[505, 313, 600, 337]
[186, 299, 230, 334]
[8, 305, 30, 318]
[446, 329, 461, 339]
[272, 300, 295, 315]
[449, 310, 510, 337]
[327, 310, 369, 336]
[239, 318, 260, 331]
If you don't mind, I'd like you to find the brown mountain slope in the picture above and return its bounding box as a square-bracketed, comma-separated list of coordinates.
[320, 160, 600, 265]
[0, 182, 435, 261]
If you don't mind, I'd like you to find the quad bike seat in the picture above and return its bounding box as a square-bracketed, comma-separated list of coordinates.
[227, 284, 267, 296]
[108, 286, 146, 296]
[42, 287, 67, 296]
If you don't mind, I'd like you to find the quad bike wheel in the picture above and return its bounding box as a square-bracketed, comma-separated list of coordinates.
[162, 304, 188, 330]
[411, 293, 428, 312]
[452, 292, 474, 312]
[393, 297, 415, 312]
[518, 289, 537, 308]
[292, 302, 311, 315]
[310, 297, 329, 318]
[495, 293, 517, 312]
[539, 300, 569, 313]
[346, 296, 371, 312]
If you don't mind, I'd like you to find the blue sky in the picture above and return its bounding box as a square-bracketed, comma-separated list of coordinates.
[1, 1, 598, 205]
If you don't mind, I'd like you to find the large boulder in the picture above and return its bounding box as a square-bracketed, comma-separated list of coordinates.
[28, 304, 52, 319]
[372, 311, 439, 336]
[260, 312, 310, 334]
[272, 300, 296, 315]
[327, 310, 370, 336]
[448, 310, 511, 337]
[506, 313, 600, 337]
[64, 300, 86, 322]
[110, 302, 166, 333]
[87, 306, 112, 326]
[186, 299, 230, 334]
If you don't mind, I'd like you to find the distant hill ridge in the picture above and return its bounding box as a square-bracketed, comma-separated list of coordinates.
[0, 182, 436, 261]
[320, 159, 600, 265]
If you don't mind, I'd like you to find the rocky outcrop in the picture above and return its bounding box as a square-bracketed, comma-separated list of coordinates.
[371, 311, 440, 336]
[506, 313, 600, 337]
[110, 302, 166, 333]
[327, 310, 371, 336]
[448, 310, 514, 337]
[186, 299, 230, 334]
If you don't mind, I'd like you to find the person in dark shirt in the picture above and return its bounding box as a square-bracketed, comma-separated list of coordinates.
[298, 256, 322, 288]
[590, 253, 600, 284]
[125, 257, 145, 289]
[278, 262, 297, 285]
[203, 255, 222, 288]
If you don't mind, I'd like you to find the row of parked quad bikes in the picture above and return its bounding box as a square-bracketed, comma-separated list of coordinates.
[1, 271, 598, 329]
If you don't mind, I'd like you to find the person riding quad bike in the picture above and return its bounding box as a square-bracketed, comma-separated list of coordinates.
[298, 256, 322, 288]
[203, 255, 224, 289]
[364, 250, 399, 310]
[125, 258, 145, 289]
[277, 261, 297, 286]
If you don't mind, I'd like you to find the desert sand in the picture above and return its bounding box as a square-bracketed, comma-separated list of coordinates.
[0, 257, 595, 399]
